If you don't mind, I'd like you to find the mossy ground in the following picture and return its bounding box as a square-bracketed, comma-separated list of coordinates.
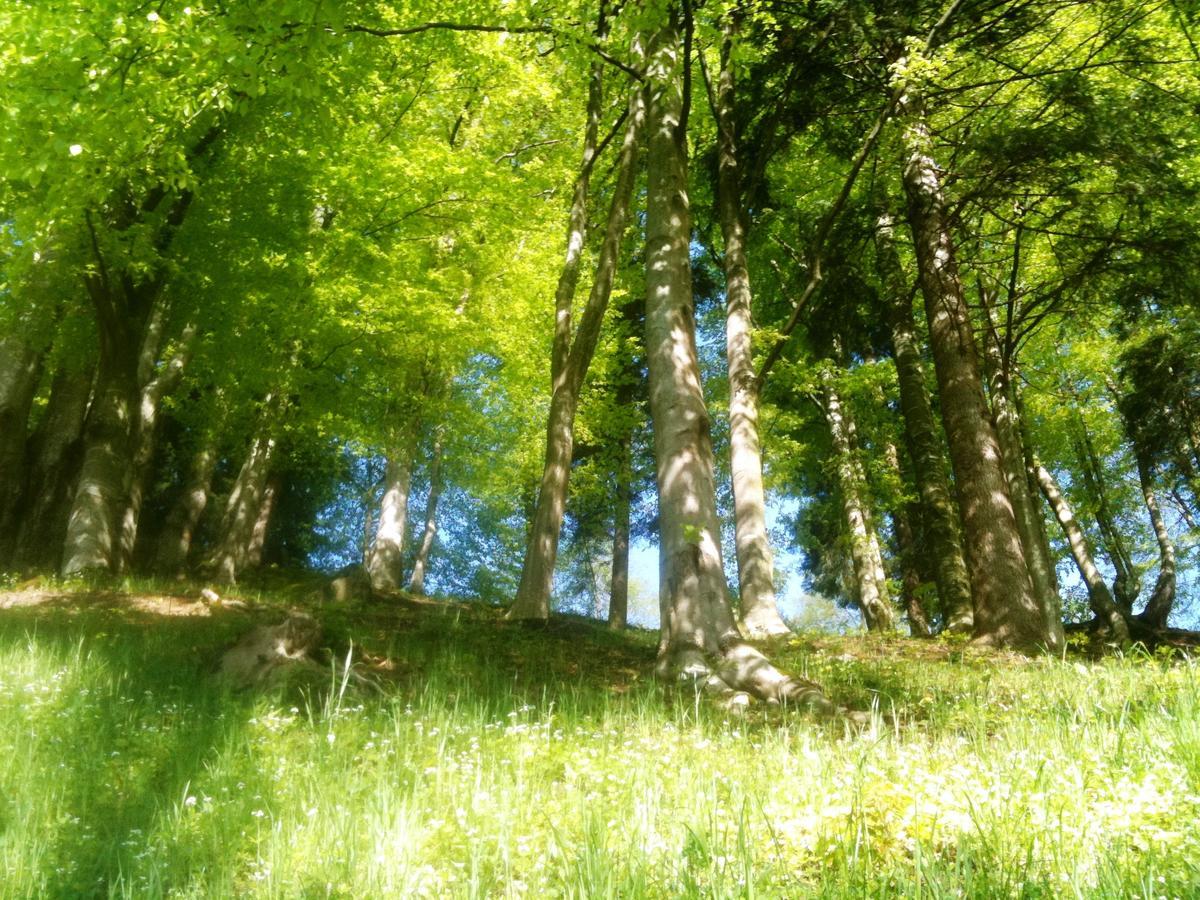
[1, 581, 1197, 898]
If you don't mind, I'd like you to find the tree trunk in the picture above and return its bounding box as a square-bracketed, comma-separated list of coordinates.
[875, 208, 973, 631]
[118, 321, 197, 572]
[509, 77, 646, 619]
[210, 423, 276, 585]
[894, 498, 932, 637]
[13, 361, 94, 572]
[245, 476, 278, 570]
[821, 367, 894, 632]
[980, 321, 1065, 650]
[1071, 408, 1139, 611]
[901, 99, 1048, 650]
[61, 316, 142, 576]
[642, 8, 837, 713]
[0, 336, 45, 565]
[1136, 455, 1176, 629]
[407, 435, 444, 595]
[644, 11, 740, 661]
[154, 434, 218, 577]
[367, 434, 416, 593]
[707, 22, 788, 638]
[1035, 462, 1130, 645]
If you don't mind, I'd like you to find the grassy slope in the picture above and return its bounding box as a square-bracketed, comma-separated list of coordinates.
[1, 587, 1198, 898]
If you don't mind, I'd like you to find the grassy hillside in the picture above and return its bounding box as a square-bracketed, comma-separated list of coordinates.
[1, 586, 1198, 898]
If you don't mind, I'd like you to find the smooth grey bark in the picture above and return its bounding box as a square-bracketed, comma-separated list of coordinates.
[61, 327, 142, 576]
[154, 434, 218, 576]
[0, 336, 45, 564]
[642, 8, 839, 715]
[875, 209, 973, 631]
[980, 320, 1064, 651]
[407, 435, 444, 595]
[210, 422, 277, 585]
[1036, 462, 1130, 645]
[118, 321, 197, 572]
[62, 183, 201, 575]
[1136, 455, 1176, 629]
[367, 429, 417, 593]
[245, 476, 278, 570]
[704, 22, 788, 638]
[509, 77, 646, 619]
[901, 98, 1048, 650]
[820, 366, 894, 632]
[644, 13, 740, 663]
[13, 361, 94, 571]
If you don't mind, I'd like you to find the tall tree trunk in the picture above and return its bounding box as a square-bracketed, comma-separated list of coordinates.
[608, 299, 641, 632]
[980, 319, 1065, 650]
[61, 313, 142, 576]
[13, 361, 94, 571]
[875, 208, 973, 631]
[901, 98, 1048, 650]
[894, 498, 932, 637]
[644, 10, 740, 664]
[821, 367, 894, 632]
[643, 7, 836, 713]
[154, 434, 218, 577]
[1070, 408, 1139, 610]
[0, 336, 45, 565]
[1136, 455, 1176, 629]
[407, 435, 444, 595]
[244, 476, 278, 570]
[210, 423, 276, 585]
[705, 21, 788, 638]
[367, 433, 416, 593]
[118, 321, 197, 572]
[509, 77, 646, 619]
[1035, 462, 1130, 645]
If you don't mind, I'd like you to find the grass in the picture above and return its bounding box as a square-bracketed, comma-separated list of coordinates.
[1, 585, 1198, 898]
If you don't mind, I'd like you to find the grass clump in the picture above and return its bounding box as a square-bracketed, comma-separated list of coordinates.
[0, 590, 1198, 898]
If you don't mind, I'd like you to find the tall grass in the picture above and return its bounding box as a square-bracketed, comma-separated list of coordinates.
[1, 598, 1198, 898]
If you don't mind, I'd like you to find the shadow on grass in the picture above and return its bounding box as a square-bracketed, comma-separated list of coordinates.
[0, 607, 255, 897]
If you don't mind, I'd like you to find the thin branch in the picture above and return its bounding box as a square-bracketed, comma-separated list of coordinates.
[344, 21, 645, 81]
[755, 0, 970, 387]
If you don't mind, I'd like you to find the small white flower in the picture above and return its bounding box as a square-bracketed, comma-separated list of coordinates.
[146, 11, 159, 22]
[184, 796, 197, 807]
[69, 144, 83, 156]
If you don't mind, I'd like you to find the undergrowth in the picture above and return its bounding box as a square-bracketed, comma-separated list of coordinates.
[0, 587, 1197, 898]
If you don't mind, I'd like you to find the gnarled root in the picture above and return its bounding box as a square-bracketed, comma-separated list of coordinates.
[656, 641, 868, 724]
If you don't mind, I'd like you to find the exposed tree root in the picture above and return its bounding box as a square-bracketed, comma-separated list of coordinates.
[656, 641, 869, 724]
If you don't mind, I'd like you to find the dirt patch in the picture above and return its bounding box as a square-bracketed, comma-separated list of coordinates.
[0, 588, 248, 618]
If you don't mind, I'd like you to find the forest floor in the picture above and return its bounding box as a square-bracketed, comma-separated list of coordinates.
[1, 580, 1198, 898]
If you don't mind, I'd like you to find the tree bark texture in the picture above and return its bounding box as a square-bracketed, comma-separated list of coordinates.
[13, 361, 94, 571]
[1035, 462, 1130, 644]
[981, 327, 1064, 651]
[821, 367, 895, 632]
[875, 209, 973, 631]
[708, 23, 788, 638]
[62, 183, 198, 575]
[210, 423, 276, 584]
[154, 434, 218, 576]
[1071, 410, 1139, 611]
[60, 320, 142, 576]
[0, 336, 45, 565]
[509, 77, 645, 619]
[118, 321, 197, 572]
[407, 435, 444, 595]
[1136, 455, 1176, 629]
[901, 100, 1049, 650]
[245, 476, 278, 570]
[367, 433, 416, 593]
